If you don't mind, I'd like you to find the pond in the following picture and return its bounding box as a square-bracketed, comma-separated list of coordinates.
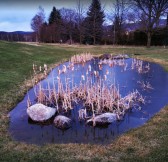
[9, 57, 168, 145]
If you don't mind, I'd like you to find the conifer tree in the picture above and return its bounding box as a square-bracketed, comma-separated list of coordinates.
[48, 7, 62, 43]
[85, 0, 105, 44]
[48, 7, 61, 25]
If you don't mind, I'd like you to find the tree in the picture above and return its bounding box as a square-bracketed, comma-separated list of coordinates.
[85, 0, 105, 45]
[39, 22, 49, 43]
[132, 0, 168, 48]
[76, 0, 86, 44]
[60, 8, 78, 44]
[48, 7, 62, 43]
[112, 0, 130, 44]
[48, 7, 61, 25]
[31, 6, 45, 42]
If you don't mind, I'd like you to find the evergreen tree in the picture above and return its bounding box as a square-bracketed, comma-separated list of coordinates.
[85, 0, 105, 44]
[48, 7, 61, 25]
[48, 7, 62, 43]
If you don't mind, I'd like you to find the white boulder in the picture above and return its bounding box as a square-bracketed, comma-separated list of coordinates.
[54, 115, 71, 130]
[87, 113, 118, 126]
[27, 103, 56, 122]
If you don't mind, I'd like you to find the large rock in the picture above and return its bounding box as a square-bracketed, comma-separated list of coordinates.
[54, 115, 71, 130]
[86, 113, 117, 126]
[27, 103, 56, 122]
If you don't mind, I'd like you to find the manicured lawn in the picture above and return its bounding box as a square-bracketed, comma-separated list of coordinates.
[0, 41, 168, 162]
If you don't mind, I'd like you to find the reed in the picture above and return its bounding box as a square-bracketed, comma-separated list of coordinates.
[29, 55, 150, 121]
[70, 52, 93, 64]
[131, 58, 150, 73]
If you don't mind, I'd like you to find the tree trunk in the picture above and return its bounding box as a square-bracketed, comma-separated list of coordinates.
[69, 34, 72, 45]
[147, 32, 151, 48]
[36, 33, 38, 42]
[79, 32, 82, 44]
[93, 36, 96, 45]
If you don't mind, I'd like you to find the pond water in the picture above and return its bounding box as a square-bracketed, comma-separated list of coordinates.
[9, 58, 168, 145]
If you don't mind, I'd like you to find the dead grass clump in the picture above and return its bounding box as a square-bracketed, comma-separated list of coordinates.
[70, 53, 93, 64]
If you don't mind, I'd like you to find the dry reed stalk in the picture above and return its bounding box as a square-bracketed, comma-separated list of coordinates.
[30, 56, 150, 121]
[70, 53, 93, 64]
[35, 73, 145, 120]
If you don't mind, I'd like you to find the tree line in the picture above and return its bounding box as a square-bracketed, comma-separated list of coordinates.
[31, 0, 105, 45]
[1, 0, 167, 48]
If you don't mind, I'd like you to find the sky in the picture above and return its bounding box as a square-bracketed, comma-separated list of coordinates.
[0, 0, 113, 32]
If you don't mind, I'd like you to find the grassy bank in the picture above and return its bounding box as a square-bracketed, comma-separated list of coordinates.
[0, 41, 168, 162]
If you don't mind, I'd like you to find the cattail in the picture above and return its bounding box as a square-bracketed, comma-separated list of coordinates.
[96, 71, 99, 77]
[86, 70, 88, 75]
[99, 64, 102, 70]
[27, 94, 31, 108]
[44, 64, 47, 71]
[88, 65, 91, 71]
[44, 70, 47, 76]
[81, 75, 85, 81]
[33, 64, 37, 74]
[62, 65, 67, 73]
[58, 69, 61, 75]
[33, 64, 35, 70]
[57, 76, 60, 80]
[39, 66, 42, 72]
[124, 63, 127, 71]
[104, 75, 107, 80]
[106, 70, 109, 75]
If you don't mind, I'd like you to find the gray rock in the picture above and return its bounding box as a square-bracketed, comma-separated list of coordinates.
[27, 103, 56, 122]
[54, 115, 71, 130]
[86, 113, 117, 126]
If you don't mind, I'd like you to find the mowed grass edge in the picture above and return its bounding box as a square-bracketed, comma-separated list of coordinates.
[0, 41, 168, 162]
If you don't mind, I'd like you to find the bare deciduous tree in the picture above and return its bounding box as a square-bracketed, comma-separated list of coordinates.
[76, 0, 86, 44]
[111, 0, 130, 44]
[31, 6, 45, 42]
[60, 8, 77, 44]
[132, 0, 168, 47]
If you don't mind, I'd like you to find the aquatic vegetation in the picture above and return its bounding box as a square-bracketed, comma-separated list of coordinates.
[137, 81, 154, 90]
[27, 54, 152, 127]
[131, 59, 150, 74]
[70, 52, 93, 64]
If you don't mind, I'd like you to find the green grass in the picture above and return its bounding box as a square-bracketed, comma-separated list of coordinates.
[0, 41, 168, 162]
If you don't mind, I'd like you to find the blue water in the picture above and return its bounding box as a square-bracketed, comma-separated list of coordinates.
[9, 58, 168, 145]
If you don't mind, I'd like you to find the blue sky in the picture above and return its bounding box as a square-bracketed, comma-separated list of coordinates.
[0, 0, 112, 32]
